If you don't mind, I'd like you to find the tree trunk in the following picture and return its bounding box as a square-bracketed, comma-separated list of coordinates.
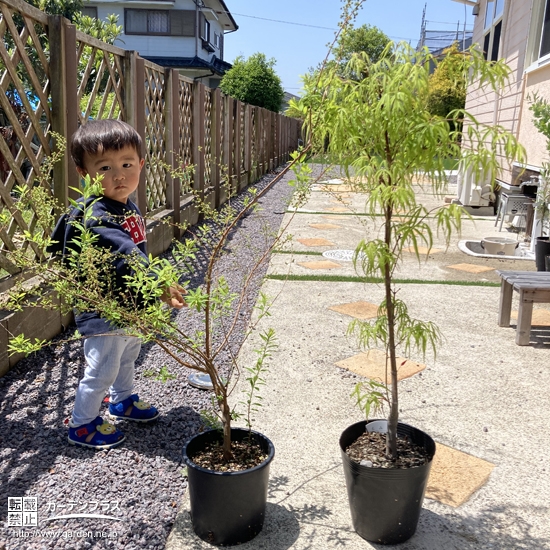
[384, 204, 399, 461]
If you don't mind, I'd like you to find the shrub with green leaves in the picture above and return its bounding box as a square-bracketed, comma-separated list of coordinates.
[296, 38, 525, 460]
[5, 144, 300, 461]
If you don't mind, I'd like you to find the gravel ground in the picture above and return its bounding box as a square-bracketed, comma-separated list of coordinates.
[0, 164, 318, 550]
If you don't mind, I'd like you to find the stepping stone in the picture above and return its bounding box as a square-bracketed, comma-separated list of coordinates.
[325, 206, 349, 212]
[296, 238, 335, 247]
[511, 309, 550, 326]
[446, 263, 495, 274]
[328, 301, 379, 319]
[335, 349, 424, 382]
[309, 223, 342, 230]
[426, 443, 494, 507]
[322, 215, 347, 220]
[320, 185, 356, 193]
[297, 260, 342, 270]
[319, 178, 344, 185]
[403, 246, 443, 255]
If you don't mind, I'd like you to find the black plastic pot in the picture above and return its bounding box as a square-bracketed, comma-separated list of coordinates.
[535, 237, 550, 271]
[340, 420, 436, 545]
[183, 428, 275, 546]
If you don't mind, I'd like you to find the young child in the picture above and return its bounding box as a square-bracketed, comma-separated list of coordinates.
[49, 119, 186, 449]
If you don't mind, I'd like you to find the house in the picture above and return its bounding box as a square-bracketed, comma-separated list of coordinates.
[82, 0, 238, 88]
[281, 91, 300, 114]
[451, 0, 550, 222]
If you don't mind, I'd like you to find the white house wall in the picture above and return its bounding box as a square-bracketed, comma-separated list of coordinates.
[463, 0, 529, 184]
[519, 65, 550, 168]
[91, 0, 224, 60]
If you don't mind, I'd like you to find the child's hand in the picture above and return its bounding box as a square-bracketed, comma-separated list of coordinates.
[161, 284, 187, 309]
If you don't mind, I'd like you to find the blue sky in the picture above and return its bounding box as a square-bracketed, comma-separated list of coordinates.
[224, 0, 475, 94]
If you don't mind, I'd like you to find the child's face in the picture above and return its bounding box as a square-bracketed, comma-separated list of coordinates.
[77, 145, 145, 204]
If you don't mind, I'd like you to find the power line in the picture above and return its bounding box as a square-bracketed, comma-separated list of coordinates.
[426, 19, 474, 28]
[221, 10, 470, 42]
[232, 12, 336, 31]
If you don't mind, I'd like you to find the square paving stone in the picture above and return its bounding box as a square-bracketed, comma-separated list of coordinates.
[298, 260, 342, 270]
[335, 349, 425, 382]
[511, 309, 550, 326]
[426, 443, 495, 507]
[328, 301, 379, 319]
[296, 238, 335, 247]
[446, 263, 495, 274]
[309, 223, 342, 230]
[319, 184, 357, 193]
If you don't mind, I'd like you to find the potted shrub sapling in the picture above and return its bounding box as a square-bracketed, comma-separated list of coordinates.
[5, 136, 306, 545]
[295, 40, 525, 544]
[528, 95, 550, 270]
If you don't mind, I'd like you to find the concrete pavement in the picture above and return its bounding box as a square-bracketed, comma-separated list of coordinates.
[166, 174, 550, 550]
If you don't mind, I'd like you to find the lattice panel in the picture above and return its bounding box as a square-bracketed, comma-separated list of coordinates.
[144, 64, 166, 212]
[178, 78, 193, 196]
[76, 39, 125, 124]
[0, 3, 52, 276]
[203, 88, 212, 189]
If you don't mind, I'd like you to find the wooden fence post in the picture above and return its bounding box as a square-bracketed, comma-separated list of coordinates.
[193, 82, 205, 209]
[165, 68, 181, 238]
[132, 56, 147, 214]
[234, 100, 242, 190]
[257, 108, 263, 176]
[250, 106, 257, 181]
[211, 88, 222, 208]
[49, 15, 78, 206]
[268, 110, 274, 171]
[244, 104, 251, 186]
[124, 51, 137, 128]
[223, 96, 234, 196]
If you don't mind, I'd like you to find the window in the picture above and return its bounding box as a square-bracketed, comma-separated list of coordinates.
[525, 0, 550, 67]
[199, 13, 214, 52]
[170, 10, 195, 37]
[540, 0, 550, 58]
[125, 9, 169, 35]
[483, 0, 505, 61]
[199, 13, 210, 42]
[81, 6, 97, 18]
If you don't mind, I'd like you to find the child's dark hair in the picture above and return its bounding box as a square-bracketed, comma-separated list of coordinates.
[71, 119, 143, 169]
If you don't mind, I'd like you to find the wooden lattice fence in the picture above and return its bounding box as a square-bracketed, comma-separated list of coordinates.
[0, 0, 302, 374]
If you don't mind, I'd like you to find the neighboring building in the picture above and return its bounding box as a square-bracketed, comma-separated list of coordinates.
[452, 0, 550, 214]
[281, 91, 300, 114]
[417, 6, 473, 56]
[82, 0, 238, 88]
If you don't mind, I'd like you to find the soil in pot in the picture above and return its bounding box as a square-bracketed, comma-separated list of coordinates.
[190, 438, 268, 471]
[345, 430, 431, 469]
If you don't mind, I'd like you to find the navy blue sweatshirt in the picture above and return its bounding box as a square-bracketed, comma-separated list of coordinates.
[48, 196, 148, 337]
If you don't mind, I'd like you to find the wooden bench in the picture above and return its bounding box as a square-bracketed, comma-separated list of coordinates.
[497, 270, 550, 345]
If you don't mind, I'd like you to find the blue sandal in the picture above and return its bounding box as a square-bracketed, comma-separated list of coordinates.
[68, 417, 125, 449]
[109, 394, 159, 423]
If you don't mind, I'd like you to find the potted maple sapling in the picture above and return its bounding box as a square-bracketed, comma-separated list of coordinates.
[5, 135, 306, 546]
[296, 40, 525, 544]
